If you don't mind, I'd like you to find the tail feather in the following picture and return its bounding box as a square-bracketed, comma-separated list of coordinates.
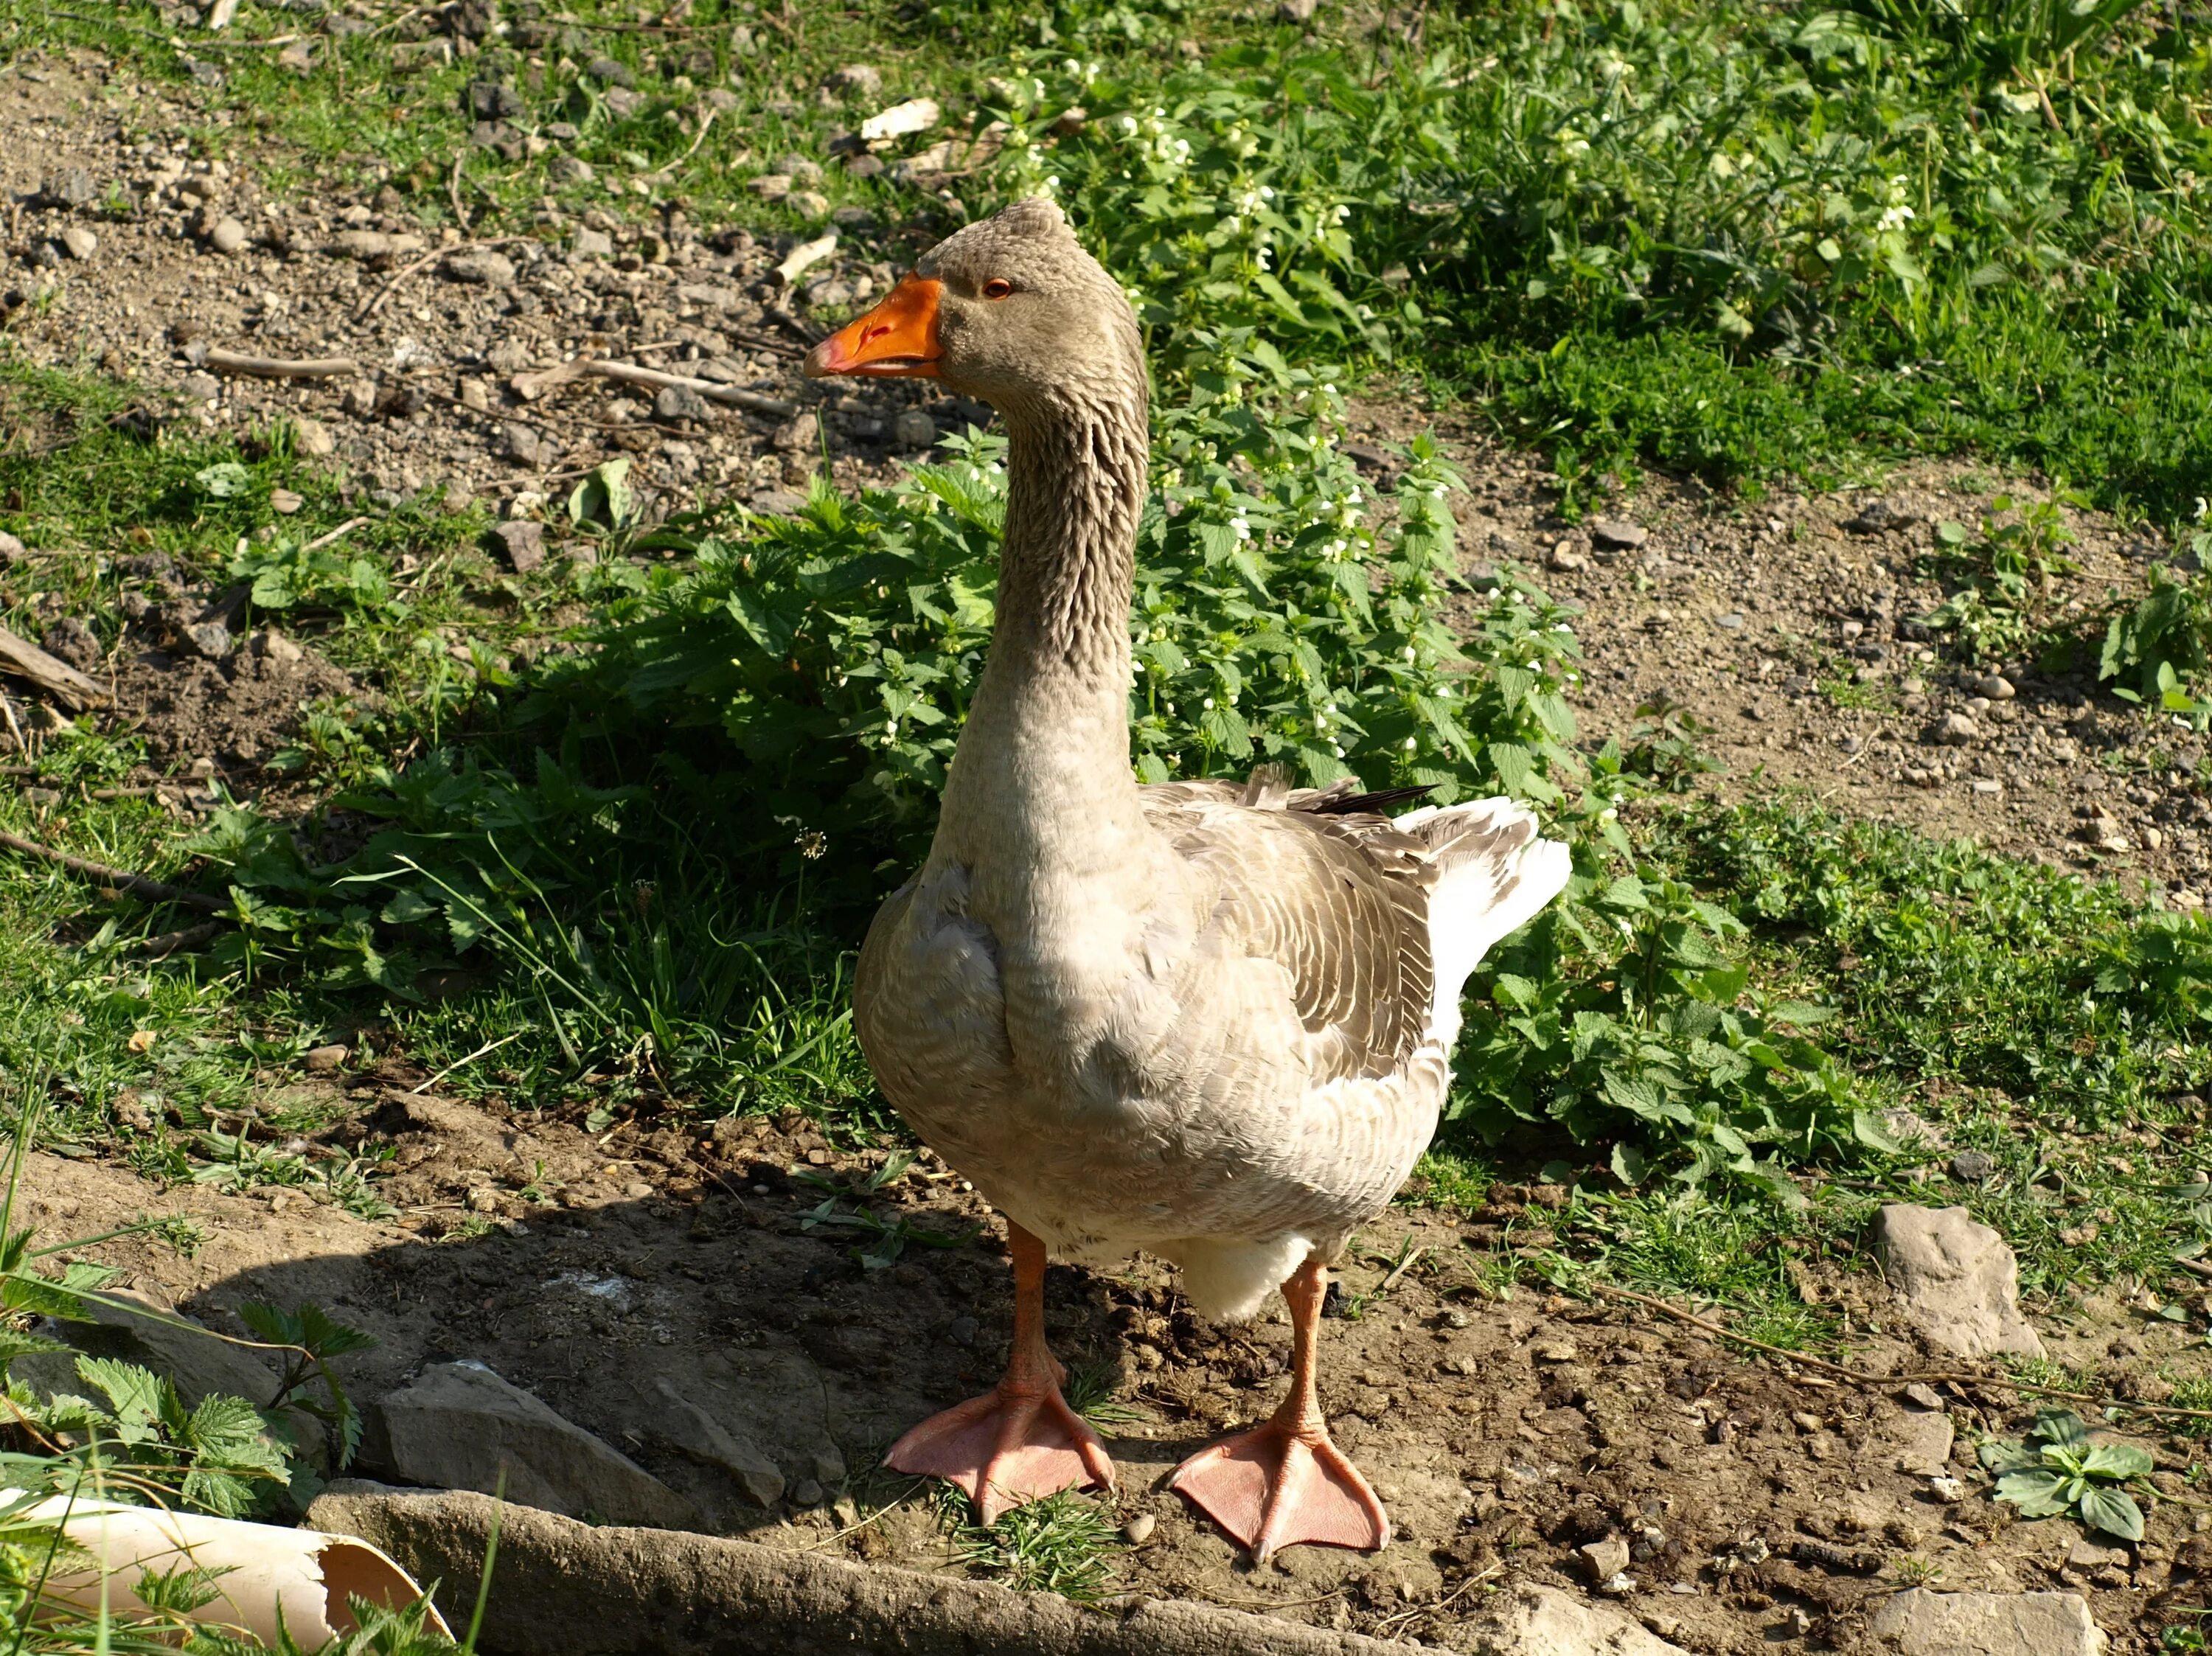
[1397, 799, 1572, 1045]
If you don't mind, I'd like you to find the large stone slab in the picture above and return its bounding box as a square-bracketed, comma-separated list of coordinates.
[1460, 1584, 1686, 1655]
[19, 1288, 282, 1410]
[1870, 1204, 2045, 1358]
[1868, 1588, 2106, 1655]
[372, 1362, 695, 1529]
[307, 1482, 1410, 1656]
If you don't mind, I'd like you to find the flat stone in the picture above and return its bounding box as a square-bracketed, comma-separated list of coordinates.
[41, 168, 97, 208]
[498, 422, 546, 467]
[443, 249, 516, 287]
[750, 488, 810, 518]
[1871, 1203, 2045, 1359]
[550, 155, 595, 185]
[1579, 1536, 1631, 1582]
[891, 408, 937, 449]
[489, 519, 545, 574]
[182, 371, 223, 403]
[207, 217, 247, 254]
[302, 1043, 349, 1074]
[16, 1288, 280, 1412]
[329, 229, 394, 261]
[1867, 1590, 2106, 1655]
[824, 63, 882, 99]
[2067, 1537, 2126, 1569]
[1547, 543, 1587, 572]
[1950, 1149, 1997, 1182]
[58, 226, 97, 262]
[1844, 499, 1921, 535]
[374, 1361, 696, 1528]
[572, 227, 613, 260]
[648, 1379, 784, 1508]
[181, 621, 233, 660]
[1461, 1582, 1686, 1655]
[772, 411, 820, 453]
[254, 628, 304, 666]
[293, 417, 336, 458]
[1590, 519, 1648, 549]
[0, 531, 23, 563]
[1975, 673, 2017, 700]
[1927, 712, 1980, 745]
[1887, 1406, 1955, 1475]
[653, 384, 711, 422]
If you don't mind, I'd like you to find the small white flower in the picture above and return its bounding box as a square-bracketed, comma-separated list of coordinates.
[1203, 696, 1215, 709]
[1402, 646, 1416, 662]
[885, 721, 899, 738]
[1402, 736, 1418, 751]
[1255, 247, 1271, 271]
[1332, 203, 1351, 223]
[1230, 516, 1251, 540]
[1332, 743, 1346, 757]
[1600, 807, 1618, 823]
[1315, 712, 1329, 729]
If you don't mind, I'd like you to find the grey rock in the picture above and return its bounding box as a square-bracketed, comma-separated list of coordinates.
[207, 216, 248, 255]
[1279, 0, 1320, 18]
[58, 226, 98, 262]
[653, 384, 711, 423]
[790, 1478, 826, 1506]
[648, 1379, 783, 1508]
[1867, 1590, 2106, 1655]
[182, 372, 223, 403]
[15, 1288, 280, 1413]
[490, 519, 545, 574]
[302, 1043, 349, 1073]
[1950, 1149, 1997, 1183]
[1928, 711, 1980, 745]
[2067, 1537, 2125, 1569]
[443, 249, 516, 287]
[891, 408, 937, 450]
[41, 168, 97, 208]
[1975, 672, 2017, 700]
[375, 1361, 696, 1528]
[329, 229, 394, 261]
[1871, 1203, 2045, 1359]
[772, 411, 820, 454]
[602, 86, 642, 119]
[824, 63, 882, 99]
[585, 55, 636, 88]
[40, 616, 102, 672]
[549, 156, 595, 186]
[1886, 1406, 1955, 1475]
[1579, 1535, 1631, 1583]
[1714, 612, 1744, 630]
[572, 227, 613, 260]
[749, 488, 810, 517]
[311, 1482, 1429, 1656]
[1844, 499, 1921, 535]
[787, 190, 832, 220]
[255, 629, 305, 665]
[844, 153, 886, 180]
[293, 417, 336, 458]
[1546, 542, 1587, 573]
[498, 422, 546, 467]
[0, 531, 25, 563]
[1590, 519, 1648, 550]
[776, 154, 825, 185]
[1123, 1511, 1156, 1544]
[1902, 1382, 1944, 1410]
[181, 621, 234, 660]
[1461, 1583, 1686, 1655]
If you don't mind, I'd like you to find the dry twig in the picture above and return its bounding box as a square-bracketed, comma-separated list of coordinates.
[512, 358, 799, 418]
[204, 348, 361, 380]
[0, 829, 226, 913]
[0, 625, 108, 710]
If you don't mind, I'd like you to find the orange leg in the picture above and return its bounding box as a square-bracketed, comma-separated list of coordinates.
[1167, 1258, 1389, 1563]
[884, 1221, 1116, 1524]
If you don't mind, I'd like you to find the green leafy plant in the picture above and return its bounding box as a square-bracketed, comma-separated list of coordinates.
[237, 1301, 377, 1478]
[227, 533, 396, 619]
[1981, 1408, 2152, 1540]
[1919, 495, 2080, 665]
[939, 1485, 1122, 1603]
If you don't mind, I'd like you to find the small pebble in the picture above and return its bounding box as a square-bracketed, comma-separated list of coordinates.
[208, 216, 247, 254]
[59, 226, 98, 261]
[1123, 1512, 1156, 1545]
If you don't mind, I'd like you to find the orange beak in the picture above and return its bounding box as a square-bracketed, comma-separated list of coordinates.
[804, 274, 943, 379]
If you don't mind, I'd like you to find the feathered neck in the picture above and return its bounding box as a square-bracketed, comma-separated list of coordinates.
[930, 369, 1153, 877]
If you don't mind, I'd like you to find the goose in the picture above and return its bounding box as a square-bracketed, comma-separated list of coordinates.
[804, 197, 1571, 1561]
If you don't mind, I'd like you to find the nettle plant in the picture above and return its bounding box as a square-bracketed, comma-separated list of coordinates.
[555, 342, 1585, 869]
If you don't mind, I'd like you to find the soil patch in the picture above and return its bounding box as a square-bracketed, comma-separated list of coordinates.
[23, 1095, 2212, 1654]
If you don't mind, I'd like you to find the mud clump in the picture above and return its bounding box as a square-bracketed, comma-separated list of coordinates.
[121, 630, 359, 767]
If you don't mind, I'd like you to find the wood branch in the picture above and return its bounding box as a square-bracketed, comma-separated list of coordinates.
[0, 624, 109, 710]
[302, 515, 369, 553]
[355, 235, 521, 322]
[133, 920, 229, 957]
[203, 348, 361, 380]
[0, 829, 226, 913]
[511, 358, 799, 418]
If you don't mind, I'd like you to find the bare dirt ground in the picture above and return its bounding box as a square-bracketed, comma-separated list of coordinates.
[9, 38, 2212, 1656]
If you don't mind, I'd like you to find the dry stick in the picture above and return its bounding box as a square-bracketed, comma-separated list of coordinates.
[302, 515, 370, 553]
[513, 357, 799, 418]
[644, 105, 715, 182]
[0, 624, 108, 710]
[203, 348, 362, 380]
[134, 920, 228, 958]
[0, 829, 226, 913]
[1590, 1281, 2212, 1428]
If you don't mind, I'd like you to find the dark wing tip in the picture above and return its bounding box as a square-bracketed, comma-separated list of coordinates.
[1301, 783, 1437, 818]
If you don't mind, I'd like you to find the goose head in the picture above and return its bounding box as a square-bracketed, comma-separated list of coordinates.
[804, 197, 1142, 419]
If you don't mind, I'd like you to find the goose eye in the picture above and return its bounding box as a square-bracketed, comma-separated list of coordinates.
[981, 278, 1014, 300]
